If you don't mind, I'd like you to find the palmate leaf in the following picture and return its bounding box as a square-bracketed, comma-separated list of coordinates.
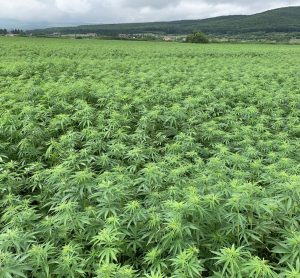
[0, 252, 32, 278]
[279, 259, 300, 278]
[243, 256, 276, 278]
[170, 247, 204, 278]
[96, 263, 137, 278]
[28, 243, 55, 277]
[143, 247, 167, 273]
[53, 243, 86, 278]
[212, 245, 249, 277]
[98, 247, 120, 264]
[273, 231, 300, 265]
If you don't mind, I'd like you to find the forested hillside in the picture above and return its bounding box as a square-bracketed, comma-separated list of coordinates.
[29, 6, 300, 36]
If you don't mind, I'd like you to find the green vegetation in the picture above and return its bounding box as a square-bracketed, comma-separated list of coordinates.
[29, 6, 300, 41]
[186, 32, 209, 43]
[209, 31, 300, 44]
[0, 37, 300, 277]
[10, 29, 26, 35]
[0, 29, 8, 35]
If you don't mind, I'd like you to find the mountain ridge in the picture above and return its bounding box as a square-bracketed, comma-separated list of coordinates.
[27, 6, 300, 36]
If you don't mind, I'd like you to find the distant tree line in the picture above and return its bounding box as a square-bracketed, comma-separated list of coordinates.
[11, 29, 25, 35]
[0, 29, 8, 35]
[0, 29, 26, 35]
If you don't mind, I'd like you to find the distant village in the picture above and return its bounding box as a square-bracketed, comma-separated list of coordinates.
[117, 33, 187, 42]
[0, 28, 187, 42]
[47, 32, 187, 42]
[1, 28, 300, 44]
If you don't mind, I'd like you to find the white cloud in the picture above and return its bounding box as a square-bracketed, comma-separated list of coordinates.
[121, 0, 181, 9]
[0, 0, 54, 21]
[0, 0, 299, 25]
[55, 0, 91, 14]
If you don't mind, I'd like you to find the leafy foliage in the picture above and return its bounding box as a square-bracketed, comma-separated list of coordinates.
[0, 37, 299, 277]
[186, 32, 209, 43]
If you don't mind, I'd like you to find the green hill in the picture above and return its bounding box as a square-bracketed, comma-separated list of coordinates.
[29, 6, 300, 36]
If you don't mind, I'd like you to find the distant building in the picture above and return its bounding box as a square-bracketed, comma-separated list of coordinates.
[163, 35, 185, 42]
[290, 38, 300, 44]
[119, 33, 160, 40]
[75, 33, 97, 38]
[163, 36, 172, 42]
[86, 33, 97, 37]
[57, 33, 97, 38]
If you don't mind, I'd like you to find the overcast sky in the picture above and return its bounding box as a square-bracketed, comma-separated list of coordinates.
[0, 0, 299, 25]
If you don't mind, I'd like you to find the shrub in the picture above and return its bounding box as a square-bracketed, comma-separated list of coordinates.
[186, 31, 209, 43]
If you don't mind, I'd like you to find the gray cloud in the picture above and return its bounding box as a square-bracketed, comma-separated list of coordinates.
[0, 0, 299, 25]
